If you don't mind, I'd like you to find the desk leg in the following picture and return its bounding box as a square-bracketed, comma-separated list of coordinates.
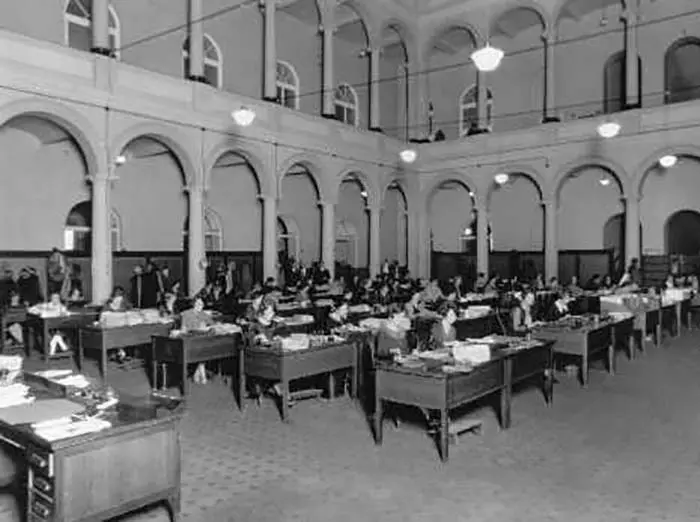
[607, 341, 615, 375]
[42, 323, 49, 363]
[580, 349, 589, 387]
[280, 379, 290, 422]
[656, 309, 662, 348]
[628, 331, 635, 360]
[544, 349, 554, 405]
[374, 398, 383, 445]
[439, 408, 449, 463]
[501, 358, 512, 429]
[0, 317, 5, 353]
[237, 353, 245, 412]
[351, 359, 358, 399]
[167, 491, 181, 522]
[676, 305, 681, 338]
[151, 341, 157, 390]
[77, 332, 84, 371]
[181, 356, 189, 397]
[328, 372, 335, 400]
[100, 339, 108, 382]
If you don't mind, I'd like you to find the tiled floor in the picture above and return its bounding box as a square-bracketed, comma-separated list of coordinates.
[4, 330, 700, 521]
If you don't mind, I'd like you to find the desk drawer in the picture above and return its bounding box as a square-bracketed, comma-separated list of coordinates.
[27, 446, 53, 477]
[30, 497, 53, 519]
[30, 472, 54, 498]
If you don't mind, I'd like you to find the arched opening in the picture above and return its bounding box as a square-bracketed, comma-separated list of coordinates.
[379, 24, 409, 139]
[380, 181, 408, 267]
[557, 166, 624, 282]
[604, 50, 642, 113]
[426, 26, 478, 140]
[279, 163, 321, 266]
[664, 37, 700, 104]
[276, 60, 300, 109]
[428, 180, 475, 281]
[459, 85, 493, 136]
[333, 1, 370, 128]
[276, 0, 322, 113]
[0, 115, 90, 250]
[640, 155, 700, 255]
[665, 210, 700, 255]
[64, 0, 120, 57]
[489, 173, 543, 279]
[489, 6, 547, 131]
[336, 175, 369, 269]
[182, 34, 223, 88]
[113, 137, 188, 253]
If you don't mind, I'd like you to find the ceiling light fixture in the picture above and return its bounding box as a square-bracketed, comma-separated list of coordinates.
[399, 149, 417, 163]
[115, 155, 127, 165]
[360, 190, 368, 198]
[659, 154, 678, 168]
[471, 45, 505, 72]
[597, 121, 621, 139]
[464, 227, 473, 237]
[494, 173, 509, 185]
[231, 106, 256, 127]
[599, 178, 611, 186]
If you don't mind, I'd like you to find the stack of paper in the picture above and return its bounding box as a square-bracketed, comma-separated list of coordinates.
[452, 343, 491, 365]
[33, 417, 112, 441]
[0, 383, 33, 409]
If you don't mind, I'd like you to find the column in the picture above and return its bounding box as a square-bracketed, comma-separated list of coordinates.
[542, 32, 559, 122]
[91, 0, 111, 55]
[369, 48, 381, 131]
[368, 205, 381, 277]
[543, 199, 558, 280]
[409, 56, 429, 140]
[476, 203, 489, 277]
[188, 0, 205, 81]
[625, 195, 641, 265]
[624, 7, 640, 109]
[261, 195, 278, 280]
[322, 25, 335, 117]
[263, 0, 277, 101]
[91, 174, 111, 303]
[476, 72, 489, 133]
[321, 201, 335, 278]
[188, 186, 206, 296]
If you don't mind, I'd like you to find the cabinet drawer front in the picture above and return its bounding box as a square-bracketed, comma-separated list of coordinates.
[31, 497, 53, 519]
[30, 472, 55, 499]
[27, 446, 53, 477]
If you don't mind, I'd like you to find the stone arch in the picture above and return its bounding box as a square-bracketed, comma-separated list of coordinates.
[424, 171, 481, 209]
[379, 18, 415, 62]
[490, 0, 551, 36]
[0, 97, 102, 177]
[276, 153, 327, 202]
[485, 164, 546, 207]
[423, 20, 484, 63]
[632, 145, 700, 200]
[550, 156, 630, 202]
[335, 167, 380, 208]
[109, 122, 197, 188]
[335, 0, 377, 49]
[203, 140, 274, 197]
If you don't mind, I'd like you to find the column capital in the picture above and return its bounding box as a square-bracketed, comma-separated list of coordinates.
[366, 203, 383, 214]
[258, 194, 278, 204]
[540, 31, 555, 45]
[541, 197, 555, 208]
[318, 199, 337, 208]
[186, 184, 206, 196]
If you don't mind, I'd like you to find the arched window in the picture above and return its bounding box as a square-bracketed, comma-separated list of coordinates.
[604, 51, 642, 113]
[665, 37, 700, 104]
[182, 34, 223, 88]
[459, 86, 493, 136]
[276, 61, 299, 109]
[64, 0, 120, 57]
[110, 209, 122, 251]
[204, 209, 223, 252]
[334, 83, 359, 126]
[64, 201, 91, 253]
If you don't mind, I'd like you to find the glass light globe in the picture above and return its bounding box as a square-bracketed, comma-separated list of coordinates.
[659, 155, 678, 168]
[399, 149, 417, 163]
[471, 45, 505, 72]
[494, 173, 509, 185]
[231, 107, 256, 127]
[597, 121, 621, 139]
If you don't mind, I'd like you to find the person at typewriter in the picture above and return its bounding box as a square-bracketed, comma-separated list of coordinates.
[618, 258, 641, 288]
[601, 274, 614, 290]
[245, 293, 265, 322]
[180, 297, 214, 332]
[567, 275, 583, 297]
[551, 292, 573, 320]
[328, 301, 350, 328]
[105, 286, 132, 312]
[427, 302, 458, 351]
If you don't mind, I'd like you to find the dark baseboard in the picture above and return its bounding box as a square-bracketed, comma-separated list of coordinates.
[542, 116, 561, 123]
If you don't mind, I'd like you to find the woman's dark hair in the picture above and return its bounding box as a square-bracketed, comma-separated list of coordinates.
[438, 301, 457, 316]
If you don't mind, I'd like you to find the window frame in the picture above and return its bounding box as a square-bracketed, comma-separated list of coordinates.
[459, 85, 493, 137]
[276, 60, 300, 110]
[182, 34, 223, 89]
[334, 83, 359, 127]
[64, 0, 121, 58]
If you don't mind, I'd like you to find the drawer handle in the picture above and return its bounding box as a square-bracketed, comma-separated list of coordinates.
[32, 500, 51, 518]
[33, 477, 51, 493]
[29, 454, 47, 469]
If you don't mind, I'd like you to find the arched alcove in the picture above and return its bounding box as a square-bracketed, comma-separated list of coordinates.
[604, 50, 642, 113]
[113, 136, 188, 251]
[665, 37, 700, 104]
[489, 173, 543, 252]
[208, 152, 262, 252]
[336, 175, 369, 267]
[665, 210, 700, 256]
[279, 163, 321, 264]
[0, 115, 90, 249]
[428, 180, 475, 253]
[380, 181, 409, 266]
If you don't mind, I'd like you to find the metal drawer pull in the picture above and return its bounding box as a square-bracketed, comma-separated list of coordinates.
[29, 454, 47, 469]
[33, 477, 51, 493]
[32, 501, 51, 518]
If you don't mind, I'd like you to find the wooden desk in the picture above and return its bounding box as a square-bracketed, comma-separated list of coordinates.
[26, 311, 100, 363]
[245, 340, 358, 422]
[0, 307, 27, 353]
[0, 387, 183, 522]
[454, 312, 505, 340]
[374, 339, 554, 462]
[534, 322, 613, 386]
[79, 322, 174, 382]
[151, 333, 242, 401]
[611, 316, 636, 360]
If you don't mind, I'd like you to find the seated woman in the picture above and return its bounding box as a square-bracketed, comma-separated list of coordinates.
[327, 300, 350, 328]
[104, 286, 132, 312]
[426, 302, 458, 351]
[28, 293, 69, 355]
[601, 274, 614, 290]
[664, 274, 675, 289]
[585, 274, 602, 291]
[567, 275, 584, 297]
[533, 274, 545, 291]
[180, 297, 215, 383]
[403, 291, 425, 318]
[474, 272, 488, 293]
[203, 280, 227, 311]
[548, 277, 561, 292]
[247, 296, 279, 339]
[484, 274, 499, 293]
[159, 292, 179, 318]
[512, 287, 535, 332]
[373, 283, 393, 309]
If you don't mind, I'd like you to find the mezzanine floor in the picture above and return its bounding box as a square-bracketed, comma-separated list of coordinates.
[5, 331, 700, 522]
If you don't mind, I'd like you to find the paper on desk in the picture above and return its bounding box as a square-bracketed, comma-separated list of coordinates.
[0, 399, 84, 425]
[34, 418, 112, 441]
